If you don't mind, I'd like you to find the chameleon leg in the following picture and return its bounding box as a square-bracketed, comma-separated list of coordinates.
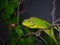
[35, 30, 41, 36]
[35, 30, 48, 45]
[44, 28, 57, 45]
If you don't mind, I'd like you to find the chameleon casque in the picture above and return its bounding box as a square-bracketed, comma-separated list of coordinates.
[22, 17, 58, 44]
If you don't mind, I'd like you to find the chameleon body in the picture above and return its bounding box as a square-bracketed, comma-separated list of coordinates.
[22, 17, 57, 44]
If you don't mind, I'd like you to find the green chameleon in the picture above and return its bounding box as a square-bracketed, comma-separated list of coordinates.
[22, 17, 58, 45]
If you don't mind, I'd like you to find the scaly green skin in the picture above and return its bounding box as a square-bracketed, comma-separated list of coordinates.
[22, 17, 57, 44]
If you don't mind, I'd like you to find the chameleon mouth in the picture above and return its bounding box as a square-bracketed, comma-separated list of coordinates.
[22, 22, 37, 28]
[22, 22, 26, 26]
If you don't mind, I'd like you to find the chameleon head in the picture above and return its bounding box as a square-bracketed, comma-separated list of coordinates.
[22, 17, 38, 28]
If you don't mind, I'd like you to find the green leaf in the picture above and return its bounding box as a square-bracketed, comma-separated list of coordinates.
[9, 0, 19, 8]
[25, 36, 36, 45]
[0, 0, 8, 10]
[16, 36, 36, 45]
[16, 38, 25, 45]
[11, 16, 17, 24]
[42, 35, 53, 45]
[15, 25, 24, 36]
[5, 20, 11, 26]
[2, 12, 10, 19]
[10, 37, 16, 45]
[6, 5, 14, 15]
[41, 33, 57, 45]
[10, 0, 18, 3]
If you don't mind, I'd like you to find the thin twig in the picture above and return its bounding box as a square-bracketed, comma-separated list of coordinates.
[19, 0, 25, 5]
[20, 10, 26, 14]
[15, 32, 35, 42]
[37, 24, 60, 31]
[15, 24, 60, 42]
[54, 18, 60, 23]
[17, 0, 25, 25]
[34, 38, 43, 45]
[51, 0, 56, 25]
[38, 36, 48, 45]
[17, 0, 20, 25]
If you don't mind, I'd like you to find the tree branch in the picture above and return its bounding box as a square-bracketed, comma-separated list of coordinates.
[19, 0, 25, 5]
[51, 0, 56, 25]
[54, 18, 60, 23]
[15, 24, 60, 42]
[38, 36, 48, 45]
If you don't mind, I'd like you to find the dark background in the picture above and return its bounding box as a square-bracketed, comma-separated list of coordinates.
[21, 0, 60, 23]
[0, 0, 60, 45]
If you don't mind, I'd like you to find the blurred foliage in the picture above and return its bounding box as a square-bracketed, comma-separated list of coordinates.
[0, 0, 58, 45]
[1, 0, 18, 20]
[1, 0, 36, 45]
[10, 25, 36, 45]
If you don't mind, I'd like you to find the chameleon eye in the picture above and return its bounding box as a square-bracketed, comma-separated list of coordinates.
[31, 22, 35, 25]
